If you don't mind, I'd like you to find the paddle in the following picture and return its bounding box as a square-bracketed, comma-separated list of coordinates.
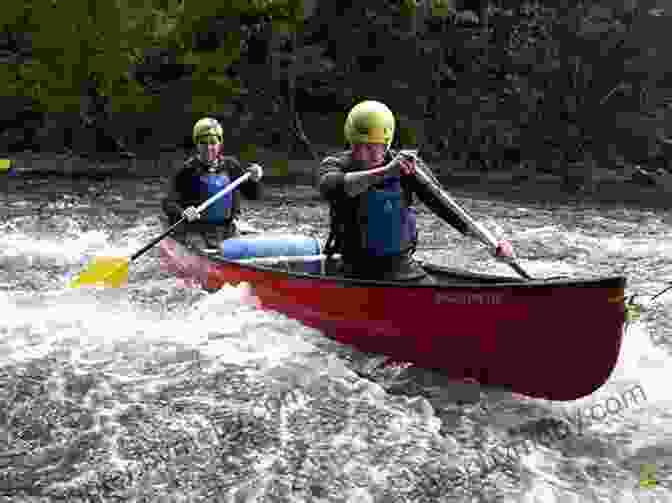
[69, 171, 254, 288]
[408, 154, 533, 280]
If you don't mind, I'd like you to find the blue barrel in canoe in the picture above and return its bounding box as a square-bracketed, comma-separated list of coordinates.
[219, 234, 322, 274]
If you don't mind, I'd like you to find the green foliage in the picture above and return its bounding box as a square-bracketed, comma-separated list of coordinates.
[429, 0, 455, 19]
[238, 143, 258, 162]
[399, 0, 419, 18]
[270, 157, 290, 176]
[0, 0, 300, 119]
[2, 0, 669, 173]
[0, 0, 164, 112]
[397, 117, 418, 147]
[330, 112, 348, 146]
[176, 0, 304, 123]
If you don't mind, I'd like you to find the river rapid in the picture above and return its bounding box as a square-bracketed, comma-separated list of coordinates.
[0, 175, 671, 503]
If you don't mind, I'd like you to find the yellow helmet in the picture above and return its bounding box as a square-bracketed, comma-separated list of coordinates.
[192, 117, 223, 144]
[344, 100, 395, 147]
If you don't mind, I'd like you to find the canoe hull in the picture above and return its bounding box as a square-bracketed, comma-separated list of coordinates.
[159, 237, 627, 401]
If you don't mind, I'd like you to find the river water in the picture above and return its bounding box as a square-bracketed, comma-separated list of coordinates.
[1, 175, 671, 502]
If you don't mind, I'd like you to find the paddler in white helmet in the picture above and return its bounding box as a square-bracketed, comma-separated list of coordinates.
[317, 100, 515, 281]
[162, 117, 263, 249]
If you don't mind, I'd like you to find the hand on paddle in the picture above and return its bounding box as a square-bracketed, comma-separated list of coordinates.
[388, 150, 417, 177]
[398, 157, 415, 176]
[494, 239, 515, 259]
[183, 206, 201, 222]
[247, 163, 263, 182]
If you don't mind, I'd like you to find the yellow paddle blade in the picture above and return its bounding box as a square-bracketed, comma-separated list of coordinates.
[0, 159, 12, 172]
[69, 257, 130, 288]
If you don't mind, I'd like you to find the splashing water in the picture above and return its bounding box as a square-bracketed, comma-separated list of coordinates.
[0, 178, 671, 502]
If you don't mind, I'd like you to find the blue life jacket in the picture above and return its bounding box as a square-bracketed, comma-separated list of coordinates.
[361, 177, 417, 257]
[196, 173, 233, 224]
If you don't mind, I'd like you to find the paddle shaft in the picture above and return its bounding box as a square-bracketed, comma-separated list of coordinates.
[130, 171, 252, 262]
[412, 162, 533, 280]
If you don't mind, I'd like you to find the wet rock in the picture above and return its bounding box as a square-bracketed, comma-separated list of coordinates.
[631, 165, 672, 192]
[631, 165, 659, 186]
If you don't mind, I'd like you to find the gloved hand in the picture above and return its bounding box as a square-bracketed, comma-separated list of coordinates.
[182, 206, 201, 222]
[387, 150, 417, 177]
[494, 239, 515, 259]
[246, 163, 263, 182]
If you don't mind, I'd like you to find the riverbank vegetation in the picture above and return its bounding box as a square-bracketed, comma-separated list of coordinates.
[1, 0, 671, 184]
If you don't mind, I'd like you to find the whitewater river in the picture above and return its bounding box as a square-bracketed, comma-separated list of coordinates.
[0, 175, 671, 502]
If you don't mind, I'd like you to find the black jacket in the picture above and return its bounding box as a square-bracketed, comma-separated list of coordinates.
[317, 149, 472, 251]
[162, 155, 262, 231]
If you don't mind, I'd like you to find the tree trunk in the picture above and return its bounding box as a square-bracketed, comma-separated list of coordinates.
[79, 77, 133, 159]
[286, 30, 319, 163]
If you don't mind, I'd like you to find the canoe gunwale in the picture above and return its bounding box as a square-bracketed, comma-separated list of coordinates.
[172, 237, 627, 291]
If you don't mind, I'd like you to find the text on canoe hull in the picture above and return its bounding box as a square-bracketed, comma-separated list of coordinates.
[434, 292, 504, 305]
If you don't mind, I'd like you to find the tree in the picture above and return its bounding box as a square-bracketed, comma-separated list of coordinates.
[0, 0, 304, 154]
[0, 0, 177, 154]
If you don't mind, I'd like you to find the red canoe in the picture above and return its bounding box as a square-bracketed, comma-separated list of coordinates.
[158, 236, 627, 401]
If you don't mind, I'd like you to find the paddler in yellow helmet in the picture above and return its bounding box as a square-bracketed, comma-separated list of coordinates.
[162, 117, 263, 249]
[317, 100, 515, 281]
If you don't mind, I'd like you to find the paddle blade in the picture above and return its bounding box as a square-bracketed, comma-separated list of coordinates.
[69, 257, 129, 288]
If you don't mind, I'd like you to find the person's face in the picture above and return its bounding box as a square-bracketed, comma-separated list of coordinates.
[351, 143, 386, 168]
[196, 135, 222, 167]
